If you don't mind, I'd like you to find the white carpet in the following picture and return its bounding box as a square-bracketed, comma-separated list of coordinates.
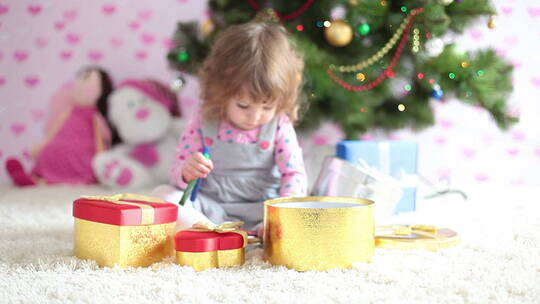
[1, 184, 539, 304]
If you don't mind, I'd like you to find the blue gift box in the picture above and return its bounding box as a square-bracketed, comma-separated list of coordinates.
[336, 140, 418, 213]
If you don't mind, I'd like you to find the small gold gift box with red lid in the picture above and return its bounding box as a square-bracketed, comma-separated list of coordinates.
[174, 222, 247, 271]
[73, 194, 178, 268]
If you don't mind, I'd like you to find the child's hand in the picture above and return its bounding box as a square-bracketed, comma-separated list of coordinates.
[182, 152, 214, 182]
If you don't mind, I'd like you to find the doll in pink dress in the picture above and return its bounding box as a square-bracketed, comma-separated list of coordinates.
[5, 67, 115, 186]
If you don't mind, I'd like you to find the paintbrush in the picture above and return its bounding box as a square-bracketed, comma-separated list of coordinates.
[179, 147, 210, 206]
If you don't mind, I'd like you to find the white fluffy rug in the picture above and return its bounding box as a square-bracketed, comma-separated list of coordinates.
[1, 184, 539, 303]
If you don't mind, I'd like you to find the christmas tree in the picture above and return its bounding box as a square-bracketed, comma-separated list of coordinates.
[167, 0, 516, 138]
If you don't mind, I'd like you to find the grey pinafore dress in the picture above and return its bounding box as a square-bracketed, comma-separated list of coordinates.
[191, 117, 281, 229]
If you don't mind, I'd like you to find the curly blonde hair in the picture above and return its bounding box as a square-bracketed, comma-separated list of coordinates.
[198, 21, 305, 123]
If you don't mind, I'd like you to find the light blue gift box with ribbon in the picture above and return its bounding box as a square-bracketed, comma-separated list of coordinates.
[336, 140, 418, 213]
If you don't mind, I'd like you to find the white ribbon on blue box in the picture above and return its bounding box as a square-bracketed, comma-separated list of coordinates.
[336, 140, 418, 213]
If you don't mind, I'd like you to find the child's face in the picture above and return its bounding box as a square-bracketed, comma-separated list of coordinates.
[225, 95, 276, 130]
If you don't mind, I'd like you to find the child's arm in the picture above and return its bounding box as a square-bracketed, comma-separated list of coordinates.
[274, 116, 308, 197]
[170, 113, 206, 189]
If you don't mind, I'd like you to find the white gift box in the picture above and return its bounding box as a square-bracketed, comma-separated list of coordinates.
[311, 156, 404, 222]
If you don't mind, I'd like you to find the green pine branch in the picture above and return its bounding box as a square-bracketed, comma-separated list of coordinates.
[167, 0, 516, 139]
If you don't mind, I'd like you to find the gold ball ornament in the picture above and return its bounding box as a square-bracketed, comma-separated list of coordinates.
[324, 20, 353, 47]
[200, 19, 215, 38]
[488, 15, 497, 29]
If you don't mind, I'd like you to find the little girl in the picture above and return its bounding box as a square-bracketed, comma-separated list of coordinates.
[155, 21, 307, 232]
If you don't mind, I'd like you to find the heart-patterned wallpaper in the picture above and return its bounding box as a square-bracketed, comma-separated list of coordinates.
[0, 0, 539, 186]
[0, 0, 206, 185]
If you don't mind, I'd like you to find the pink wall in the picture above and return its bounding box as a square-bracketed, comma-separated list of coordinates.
[0, 0, 207, 184]
[1, 0, 539, 186]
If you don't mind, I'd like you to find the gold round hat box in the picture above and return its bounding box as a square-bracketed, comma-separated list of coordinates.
[263, 196, 374, 271]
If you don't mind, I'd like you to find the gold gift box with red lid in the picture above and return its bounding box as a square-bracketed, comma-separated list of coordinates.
[73, 194, 178, 268]
[174, 222, 247, 271]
